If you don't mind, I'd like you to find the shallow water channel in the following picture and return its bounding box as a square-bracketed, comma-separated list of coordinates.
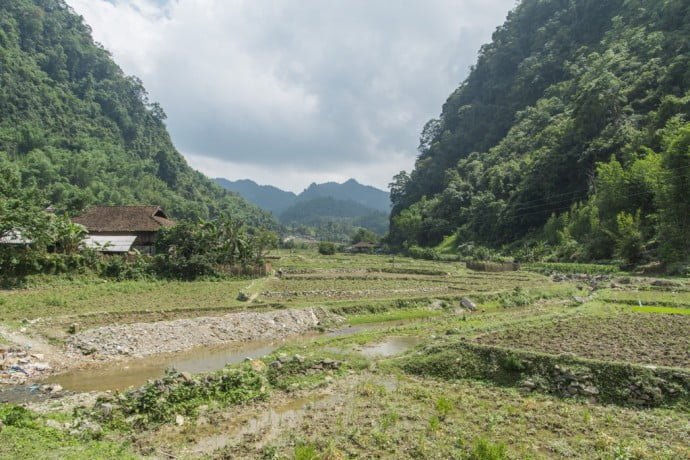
[39, 322, 423, 393]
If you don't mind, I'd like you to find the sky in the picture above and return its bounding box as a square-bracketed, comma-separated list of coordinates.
[67, 0, 515, 193]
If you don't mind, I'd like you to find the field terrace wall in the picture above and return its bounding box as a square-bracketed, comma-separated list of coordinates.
[402, 342, 690, 409]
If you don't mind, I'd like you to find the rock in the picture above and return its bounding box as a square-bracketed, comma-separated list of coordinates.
[236, 292, 249, 301]
[460, 297, 477, 311]
[269, 360, 283, 369]
[293, 354, 306, 363]
[572, 296, 588, 304]
[180, 372, 193, 382]
[49, 384, 63, 394]
[651, 279, 679, 287]
[582, 386, 599, 396]
[249, 360, 267, 372]
[98, 403, 114, 417]
[32, 362, 52, 371]
[44, 419, 61, 430]
[522, 379, 536, 390]
[175, 414, 185, 426]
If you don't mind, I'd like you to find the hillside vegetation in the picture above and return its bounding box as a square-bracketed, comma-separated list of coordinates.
[390, 0, 690, 268]
[0, 0, 273, 225]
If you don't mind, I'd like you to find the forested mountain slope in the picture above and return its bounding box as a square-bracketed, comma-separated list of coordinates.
[298, 179, 390, 213]
[390, 0, 690, 265]
[214, 178, 297, 215]
[0, 0, 274, 226]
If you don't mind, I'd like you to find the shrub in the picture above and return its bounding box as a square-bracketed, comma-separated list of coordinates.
[318, 242, 336, 255]
[407, 245, 439, 260]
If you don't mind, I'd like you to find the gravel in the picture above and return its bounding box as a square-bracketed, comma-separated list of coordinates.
[68, 307, 344, 358]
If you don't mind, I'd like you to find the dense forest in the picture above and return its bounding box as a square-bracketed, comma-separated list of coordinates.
[390, 0, 690, 268]
[0, 0, 274, 226]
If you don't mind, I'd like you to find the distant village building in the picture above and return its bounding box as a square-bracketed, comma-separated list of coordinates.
[349, 241, 377, 253]
[0, 230, 32, 246]
[73, 206, 175, 254]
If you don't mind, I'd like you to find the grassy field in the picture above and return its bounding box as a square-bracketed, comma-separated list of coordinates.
[1, 249, 689, 459]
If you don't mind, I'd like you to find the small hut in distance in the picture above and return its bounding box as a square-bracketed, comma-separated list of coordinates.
[349, 241, 377, 254]
[73, 206, 175, 254]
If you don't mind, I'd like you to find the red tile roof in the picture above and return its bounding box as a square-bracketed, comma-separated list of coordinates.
[73, 206, 176, 232]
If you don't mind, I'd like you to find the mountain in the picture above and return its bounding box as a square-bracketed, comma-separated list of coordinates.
[215, 178, 390, 214]
[390, 0, 690, 263]
[214, 179, 297, 215]
[298, 179, 390, 212]
[215, 178, 390, 240]
[0, 0, 275, 227]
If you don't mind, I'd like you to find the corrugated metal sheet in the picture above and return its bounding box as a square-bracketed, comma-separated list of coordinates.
[0, 230, 32, 244]
[82, 235, 137, 253]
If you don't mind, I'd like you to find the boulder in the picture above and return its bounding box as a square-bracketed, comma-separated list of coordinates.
[460, 297, 477, 311]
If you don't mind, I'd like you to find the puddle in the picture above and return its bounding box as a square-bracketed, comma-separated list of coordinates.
[358, 336, 424, 358]
[190, 394, 332, 455]
[43, 339, 296, 393]
[0, 385, 49, 404]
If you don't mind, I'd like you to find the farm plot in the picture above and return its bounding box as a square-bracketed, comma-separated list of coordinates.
[474, 312, 690, 369]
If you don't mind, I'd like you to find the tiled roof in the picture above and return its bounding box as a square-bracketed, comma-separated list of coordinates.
[73, 206, 175, 232]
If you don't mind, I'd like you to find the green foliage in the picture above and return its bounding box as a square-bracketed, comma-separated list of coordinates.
[351, 227, 378, 245]
[0, 0, 274, 227]
[154, 217, 277, 280]
[317, 241, 336, 255]
[658, 122, 690, 262]
[390, 0, 690, 267]
[466, 438, 508, 460]
[407, 245, 440, 261]
[91, 367, 267, 428]
[615, 211, 644, 265]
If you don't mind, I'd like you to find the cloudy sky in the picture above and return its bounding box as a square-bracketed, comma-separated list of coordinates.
[67, 0, 515, 193]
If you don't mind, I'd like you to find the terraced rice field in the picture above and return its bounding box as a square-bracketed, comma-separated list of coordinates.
[1, 251, 689, 459]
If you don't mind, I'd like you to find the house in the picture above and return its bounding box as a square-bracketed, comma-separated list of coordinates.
[349, 241, 377, 254]
[73, 206, 175, 254]
[0, 230, 32, 246]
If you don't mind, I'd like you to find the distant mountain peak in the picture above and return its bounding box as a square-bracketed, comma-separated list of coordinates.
[215, 177, 391, 215]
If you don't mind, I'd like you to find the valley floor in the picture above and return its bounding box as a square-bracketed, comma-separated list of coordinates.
[0, 251, 688, 459]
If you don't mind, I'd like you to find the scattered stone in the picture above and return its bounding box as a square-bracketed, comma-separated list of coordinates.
[180, 372, 193, 383]
[175, 414, 185, 426]
[572, 296, 588, 304]
[236, 292, 250, 301]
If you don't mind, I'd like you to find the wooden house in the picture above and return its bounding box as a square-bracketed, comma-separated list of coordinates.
[73, 206, 175, 254]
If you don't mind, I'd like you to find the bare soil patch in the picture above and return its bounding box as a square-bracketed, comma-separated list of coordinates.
[475, 313, 690, 369]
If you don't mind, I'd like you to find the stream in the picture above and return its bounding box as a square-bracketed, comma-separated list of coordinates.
[0, 321, 424, 400]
